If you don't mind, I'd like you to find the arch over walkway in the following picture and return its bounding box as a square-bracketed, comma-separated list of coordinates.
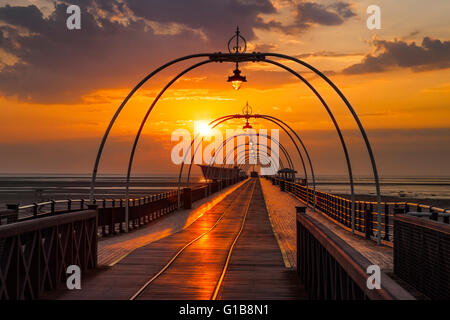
[89, 30, 381, 242]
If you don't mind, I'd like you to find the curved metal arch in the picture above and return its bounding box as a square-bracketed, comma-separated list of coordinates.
[183, 115, 309, 186]
[206, 133, 293, 177]
[121, 56, 355, 234]
[220, 141, 289, 174]
[180, 115, 299, 188]
[236, 153, 284, 172]
[183, 114, 316, 208]
[90, 53, 212, 202]
[257, 115, 316, 210]
[203, 132, 292, 183]
[263, 52, 381, 242]
[124, 59, 214, 231]
[93, 50, 379, 241]
[183, 115, 236, 186]
[262, 58, 356, 233]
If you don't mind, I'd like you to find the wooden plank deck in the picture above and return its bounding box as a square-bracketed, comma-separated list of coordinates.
[260, 178, 394, 271]
[43, 178, 306, 300]
[97, 179, 247, 267]
[217, 180, 307, 300]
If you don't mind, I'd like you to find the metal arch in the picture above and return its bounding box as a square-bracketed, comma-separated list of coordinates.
[220, 141, 289, 173]
[124, 59, 214, 231]
[226, 147, 287, 178]
[220, 139, 292, 171]
[236, 153, 285, 172]
[203, 132, 293, 183]
[183, 115, 308, 186]
[183, 115, 236, 186]
[89, 53, 211, 202]
[236, 153, 284, 172]
[263, 52, 381, 243]
[92, 49, 379, 241]
[261, 58, 356, 234]
[258, 115, 317, 211]
[182, 113, 316, 208]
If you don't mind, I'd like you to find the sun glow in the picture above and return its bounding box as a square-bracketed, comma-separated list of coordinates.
[196, 121, 212, 137]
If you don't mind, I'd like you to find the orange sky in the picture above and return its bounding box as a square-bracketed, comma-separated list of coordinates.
[0, 0, 449, 176]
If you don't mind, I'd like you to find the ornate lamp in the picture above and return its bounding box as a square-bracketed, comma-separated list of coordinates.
[228, 63, 247, 90]
[227, 27, 247, 90]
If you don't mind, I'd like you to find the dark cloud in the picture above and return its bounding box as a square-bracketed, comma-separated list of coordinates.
[330, 2, 356, 19]
[0, 0, 356, 103]
[295, 1, 356, 27]
[343, 37, 450, 74]
[124, 0, 276, 43]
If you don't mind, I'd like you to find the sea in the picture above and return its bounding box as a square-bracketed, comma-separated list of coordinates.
[0, 174, 449, 210]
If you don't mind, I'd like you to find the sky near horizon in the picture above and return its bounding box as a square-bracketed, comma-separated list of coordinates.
[0, 0, 449, 177]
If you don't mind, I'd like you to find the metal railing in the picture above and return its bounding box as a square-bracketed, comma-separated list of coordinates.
[297, 212, 415, 300]
[268, 177, 449, 243]
[0, 208, 98, 300]
[394, 214, 450, 300]
[0, 179, 240, 232]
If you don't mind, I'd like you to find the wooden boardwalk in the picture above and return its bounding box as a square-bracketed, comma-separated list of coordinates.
[43, 178, 306, 300]
[260, 178, 394, 270]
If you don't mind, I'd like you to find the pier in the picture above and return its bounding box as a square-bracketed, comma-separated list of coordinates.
[1, 175, 448, 300]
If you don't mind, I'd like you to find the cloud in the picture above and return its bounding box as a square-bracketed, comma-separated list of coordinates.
[295, 1, 355, 27]
[0, 1, 357, 103]
[343, 37, 450, 74]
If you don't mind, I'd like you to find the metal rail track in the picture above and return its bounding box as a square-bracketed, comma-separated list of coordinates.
[129, 179, 256, 300]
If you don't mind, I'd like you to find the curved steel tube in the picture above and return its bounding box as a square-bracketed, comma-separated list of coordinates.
[124, 59, 213, 231]
[262, 58, 356, 234]
[183, 114, 316, 208]
[259, 115, 316, 210]
[236, 153, 285, 171]
[90, 53, 211, 202]
[221, 142, 289, 173]
[97, 51, 378, 241]
[183, 116, 308, 186]
[203, 132, 293, 182]
[264, 52, 381, 242]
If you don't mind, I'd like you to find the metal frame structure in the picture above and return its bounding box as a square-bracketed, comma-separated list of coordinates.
[89, 28, 382, 243]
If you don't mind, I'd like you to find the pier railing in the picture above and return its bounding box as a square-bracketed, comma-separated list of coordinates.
[0, 178, 241, 300]
[394, 214, 450, 300]
[0, 178, 241, 232]
[268, 177, 449, 243]
[296, 211, 415, 300]
[0, 208, 97, 300]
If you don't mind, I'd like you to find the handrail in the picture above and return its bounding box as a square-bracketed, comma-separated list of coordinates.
[0, 182, 215, 226]
[297, 212, 415, 300]
[269, 176, 449, 243]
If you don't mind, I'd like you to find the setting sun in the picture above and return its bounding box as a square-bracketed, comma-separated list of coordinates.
[196, 121, 212, 137]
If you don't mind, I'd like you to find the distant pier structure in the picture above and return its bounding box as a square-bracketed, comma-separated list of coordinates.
[198, 164, 241, 181]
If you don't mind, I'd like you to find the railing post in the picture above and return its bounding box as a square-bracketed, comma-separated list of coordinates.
[365, 205, 372, 240]
[67, 199, 72, 212]
[183, 188, 192, 209]
[50, 200, 55, 214]
[383, 203, 390, 241]
[430, 208, 438, 221]
[33, 203, 38, 217]
[6, 204, 19, 223]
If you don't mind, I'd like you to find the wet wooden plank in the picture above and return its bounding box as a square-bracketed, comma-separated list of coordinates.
[217, 180, 307, 300]
[43, 179, 307, 300]
[260, 178, 393, 271]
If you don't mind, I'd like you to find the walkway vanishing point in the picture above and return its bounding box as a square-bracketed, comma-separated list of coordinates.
[2, 176, 449, 300]
[44, 178, 307, 300]
[37, 176, 429, 301]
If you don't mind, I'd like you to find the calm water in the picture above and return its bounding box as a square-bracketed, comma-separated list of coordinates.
[309, 175, 450, 199]
[0, 174, 449, 209]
